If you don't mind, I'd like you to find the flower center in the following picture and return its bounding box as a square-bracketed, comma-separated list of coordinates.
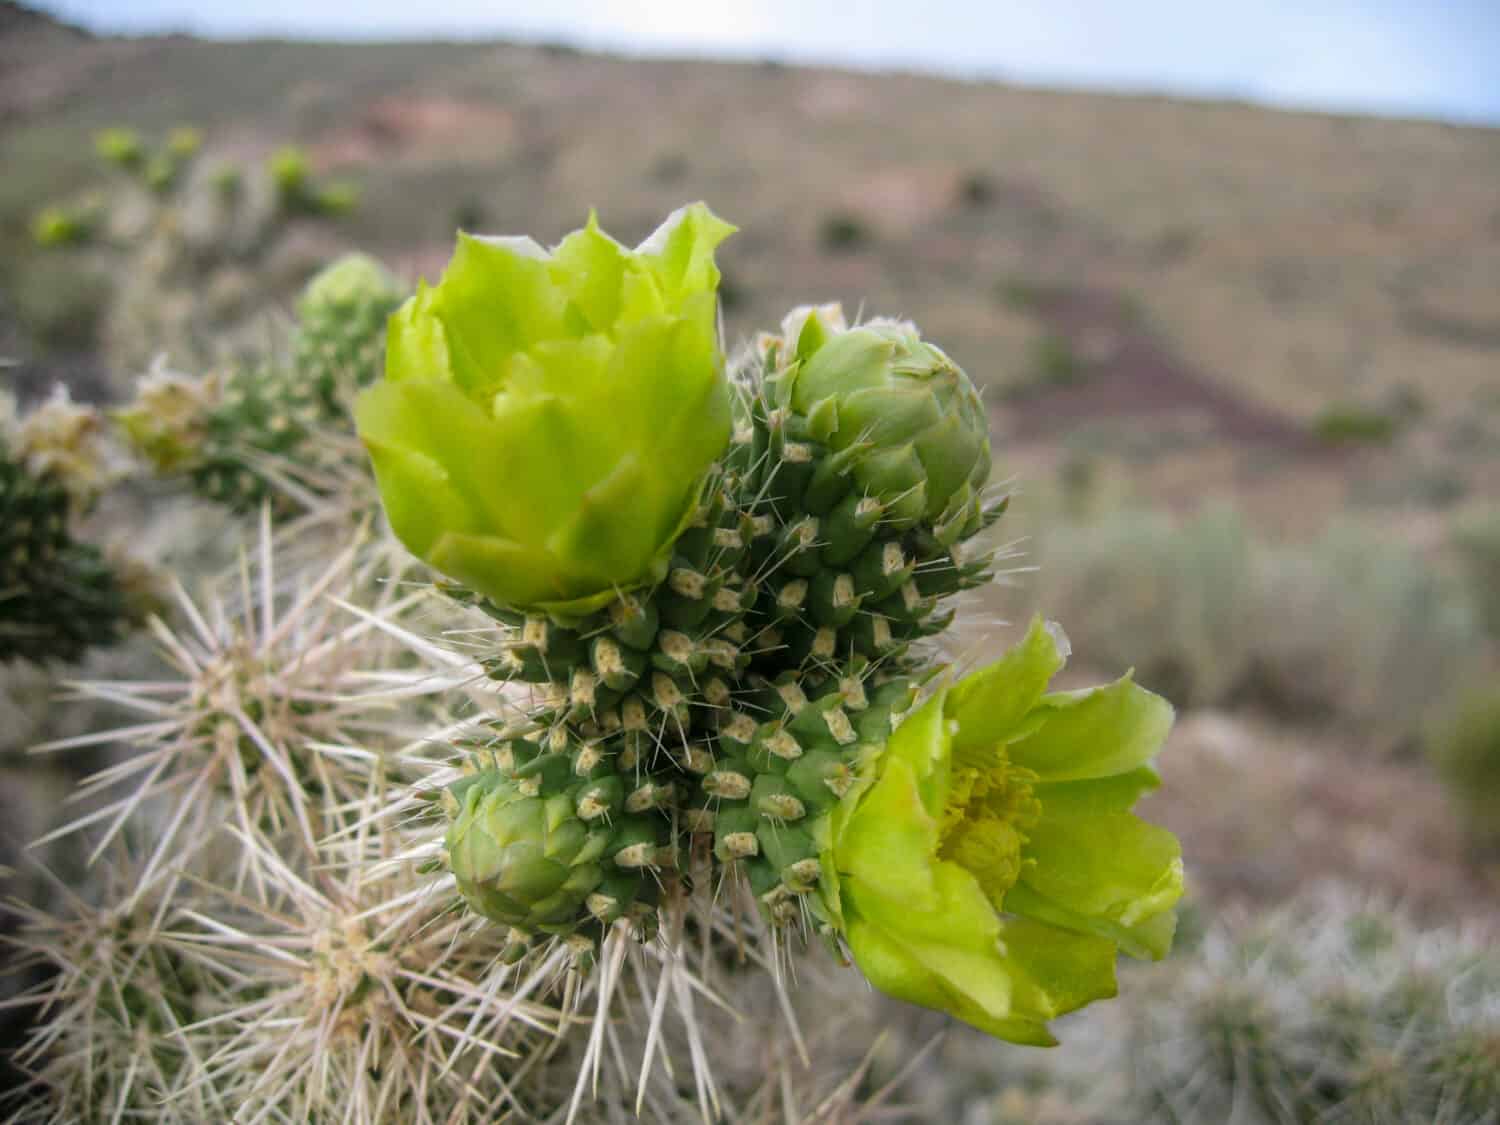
[937, 750, 1040, 908]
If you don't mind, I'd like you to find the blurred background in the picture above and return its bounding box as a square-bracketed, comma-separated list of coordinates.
[2, 1, 1498, 1119]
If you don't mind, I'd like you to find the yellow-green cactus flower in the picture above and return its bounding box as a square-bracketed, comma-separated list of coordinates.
[356, 203, 736, 615]
[829, 616, 1183, 1045]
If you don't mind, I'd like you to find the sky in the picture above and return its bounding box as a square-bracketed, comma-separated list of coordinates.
[39, 0, 1500, 127]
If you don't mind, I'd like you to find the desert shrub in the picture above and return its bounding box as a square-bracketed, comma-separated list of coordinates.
[1251, 526, 1480, 744]
[1035, 507, 1484, 750]
[1313, 403, 1398, 445]
[958, 170, 995, 207]
[1427, 692, 1500, 854]
[818, 210, 869, 252]
[999, 333, 1089, 401]
[1035, 333, 1085, 386]
[650, 151, 689, 184]
[1454, 509, 1500, 638]
[450, 196, 488, 233]
[1036, 507, 1256, 707]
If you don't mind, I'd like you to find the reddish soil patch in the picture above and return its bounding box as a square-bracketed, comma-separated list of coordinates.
[311, 95, 517, 168]
[1007, 287, 1323, 455]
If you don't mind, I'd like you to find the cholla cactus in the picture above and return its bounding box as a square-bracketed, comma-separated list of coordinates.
[116, 253, 407, 522]
[883, 890, 1500, 1125]
[12, 202, 1191, 1122]
[153, 799, 561, 1122]
[32, 516, 451, 886]
[1120, 892, 1500, 1125]
[2, 844, 227, 1123]
[294, 252, 405, 408]
[0, 391, 144, 665]
[346, 203, 1184, 1118]
[269, 145, 358, 218]
[35, 126, 366, 377]
[92, 124, 202, 197]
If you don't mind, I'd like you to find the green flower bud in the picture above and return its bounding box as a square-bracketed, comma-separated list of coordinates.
[95, 127, 144, 170]
[768, 304, 991, 536]
[446, 769, 653, 934]
[357, 204, 736, 615]
[828, 616, 1183, 1045]
[31, 205, 93, 249]
[295, 253, 405, 406]
[315, 181, 360, 217]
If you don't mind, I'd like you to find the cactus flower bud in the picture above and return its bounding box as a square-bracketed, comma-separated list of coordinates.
[767, 304, 991, 536]
[95, 127, 144, 170]
[30, 204, 94, 248]
[357, 203, 736, 615]
[828, 616, 1183, 1045]
[295, 253, 405, 406]
[445, 769, 663, 935]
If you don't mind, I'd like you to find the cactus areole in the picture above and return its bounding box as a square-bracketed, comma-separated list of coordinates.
[356, 203, 736, 616]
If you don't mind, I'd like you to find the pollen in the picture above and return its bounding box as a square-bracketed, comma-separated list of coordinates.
[938, 751, 1041, 907]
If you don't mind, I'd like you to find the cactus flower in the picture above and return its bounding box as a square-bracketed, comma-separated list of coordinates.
[356, 203, 735, 615]
[828, 616, 1183, 1045]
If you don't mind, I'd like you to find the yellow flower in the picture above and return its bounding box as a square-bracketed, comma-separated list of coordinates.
[829, 617, 1183, 1045]
[356, 204, 735, 615]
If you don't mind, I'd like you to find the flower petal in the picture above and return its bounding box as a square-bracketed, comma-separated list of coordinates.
[1014, 775, 1184, 958]
[836, 755, 941, 910]
[998, 915, 1119, 1024]
[946, 615, 1068, 761]
[1006, 674, 1173, 782]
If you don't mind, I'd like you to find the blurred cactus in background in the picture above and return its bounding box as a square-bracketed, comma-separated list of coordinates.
[902, 891, 1500, 1125]
[115, 252, 405, 523]
[28, 126, 365, 379]
[0, 390, 152, 665]
[270, 144, 360, 218]
[28, 201, 98, 249]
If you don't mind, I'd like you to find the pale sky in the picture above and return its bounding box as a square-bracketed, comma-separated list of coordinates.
[41, 0, 1500, 126]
